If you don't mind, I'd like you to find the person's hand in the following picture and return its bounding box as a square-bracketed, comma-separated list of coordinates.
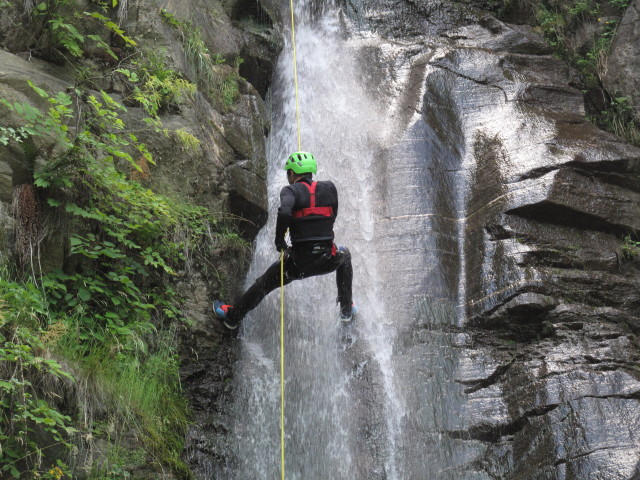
[275, 238, 288, 252]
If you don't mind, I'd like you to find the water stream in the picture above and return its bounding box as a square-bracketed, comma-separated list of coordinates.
[228, 3, 466, 478]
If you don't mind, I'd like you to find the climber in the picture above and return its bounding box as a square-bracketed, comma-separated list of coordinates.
[213, 151, 357, 331]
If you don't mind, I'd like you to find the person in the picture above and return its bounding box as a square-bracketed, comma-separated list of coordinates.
[213, 151, 357, 331]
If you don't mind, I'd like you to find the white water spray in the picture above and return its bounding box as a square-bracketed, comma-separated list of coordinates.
[228, 4, 408, 479]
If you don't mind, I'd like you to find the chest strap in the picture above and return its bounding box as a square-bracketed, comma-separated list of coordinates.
[292, 181, 334, 218]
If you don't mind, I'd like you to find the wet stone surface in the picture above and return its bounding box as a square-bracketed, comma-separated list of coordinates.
[349, 0, 640, 478]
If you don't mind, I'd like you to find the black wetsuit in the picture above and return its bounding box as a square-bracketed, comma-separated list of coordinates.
[227, 177, 353, 323]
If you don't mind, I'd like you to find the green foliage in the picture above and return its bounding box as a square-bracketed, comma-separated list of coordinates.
[513, 0, 640, 146]
[523, 0, 617, 77]
[84, 11, 137, 48]
[159, 8, 244, 109]
[31, 0, 136, 61]
[159, 8, 221, 86]
[567, 0, 599, 18]
[118, 53, 197, 120]
[597, 96, 640, 145]
[608, 0, 630, 8]
[88, 444, 147, 479]
[0, 126, 31, 146]
[55, 324, 190, 479]
[174, 128, 201, 152]
[622, 234, 640, 259]
[220, 57, 244, 107]
[0, 272, 75, 479]
[1, 80, 248, 478]
[572, 18, 617, 87]
[534, 4, 567, 49]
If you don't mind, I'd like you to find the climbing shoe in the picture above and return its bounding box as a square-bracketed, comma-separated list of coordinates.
[213, 300, 239, 331]
[340, 303, 359, 323]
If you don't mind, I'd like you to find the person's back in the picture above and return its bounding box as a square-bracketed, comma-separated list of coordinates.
[277, 177, 338, 244]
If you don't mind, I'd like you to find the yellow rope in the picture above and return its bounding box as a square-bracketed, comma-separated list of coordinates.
[282, 1, 302, 476]
[290, 0, 302, 150]
[279, 249, 286, 480]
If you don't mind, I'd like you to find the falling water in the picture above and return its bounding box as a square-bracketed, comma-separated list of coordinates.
[227, 2, 467, 479]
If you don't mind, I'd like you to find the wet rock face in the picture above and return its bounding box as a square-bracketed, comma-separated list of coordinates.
[604, 0, 640, 123]
[465, 317, 640, 480]
[351, 1, 640, 478]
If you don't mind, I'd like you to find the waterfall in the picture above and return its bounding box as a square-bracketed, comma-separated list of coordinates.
[230, 4, 391, 478]
[227, 2, 465, 479]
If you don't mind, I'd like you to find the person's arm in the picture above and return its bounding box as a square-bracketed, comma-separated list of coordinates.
[331, 181, 339, 218]
[275, 185, 295, 251]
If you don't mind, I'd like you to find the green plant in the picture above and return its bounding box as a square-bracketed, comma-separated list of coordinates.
[2, 80, 246, 477]
[159, 9, 222, 85]
[221, 57, 244, 107]
[31, 1, 136, 62]
[120, 53, 196, 119]
[0, 126, 31, 146]
[608, 0, 630, 10]
[0, 273, 76, 479]
[159, 8, 243, 109]
[174, 128, 201, 152]
[597, 96, 640, 146]
[534, 4, 566, 49]
[573, 18, 617, 86]
[87, 444, 146, 479]
[622, 234, 640, 259]
[567, 0, 599, 18]
[55, 324, 190, 478]
[522, 0, 640, 146]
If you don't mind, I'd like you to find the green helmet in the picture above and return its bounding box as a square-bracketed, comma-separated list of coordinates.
[284, 151, 317, 174]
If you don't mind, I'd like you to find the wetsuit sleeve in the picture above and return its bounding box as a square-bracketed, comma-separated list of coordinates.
[331, 181, 339, 218]
[275, 185, 295, 250]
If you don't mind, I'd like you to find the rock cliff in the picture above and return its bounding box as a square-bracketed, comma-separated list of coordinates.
[0, 0, 278, 477]
[346, 0, 640, 477]
[2, 0, 640, 477]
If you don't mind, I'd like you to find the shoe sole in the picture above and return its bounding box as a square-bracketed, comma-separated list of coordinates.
[213, 301, 238, 330]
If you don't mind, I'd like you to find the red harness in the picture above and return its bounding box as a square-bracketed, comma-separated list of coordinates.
[292, 181, 334, 218]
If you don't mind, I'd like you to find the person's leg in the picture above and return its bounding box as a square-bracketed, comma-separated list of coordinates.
[227, 254, 299, 324]
[294, 244, 353, 316]
[335, 246, 354, 316]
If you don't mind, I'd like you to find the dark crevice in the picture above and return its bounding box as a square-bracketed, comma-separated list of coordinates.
[582, 391, 640, 401]
[517, 160, 634, 183]
[554, 444, 640, 467]
[448, 389, 640, 445]
[430, 63, 509, 102]
[229, 0, 274, 27]
[445, 404, 559, 442]
[458, 355, 523, 394]
[468, 285, 552, 327]
[506, 201, 633, 237]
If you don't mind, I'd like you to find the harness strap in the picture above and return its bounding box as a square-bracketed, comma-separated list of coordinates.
[292, 182, 334, 218]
